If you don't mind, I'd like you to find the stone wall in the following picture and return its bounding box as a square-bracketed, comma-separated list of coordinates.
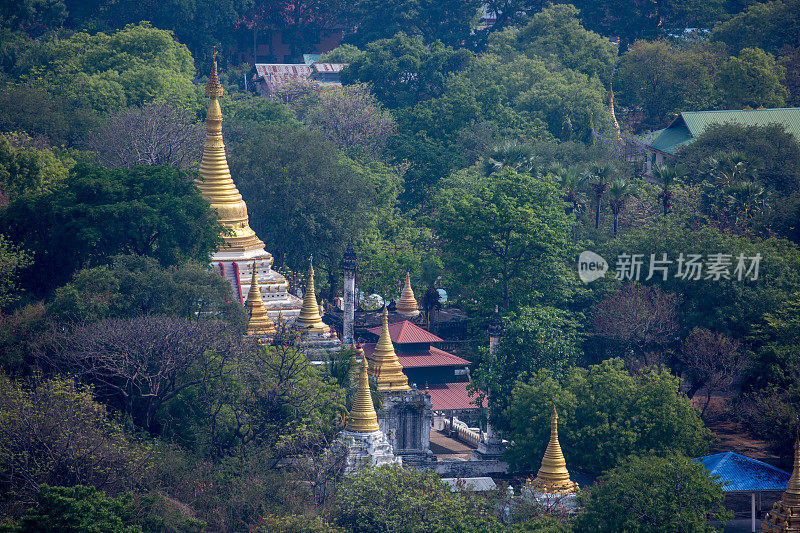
[425, 460, 509, 477]
[378, 389, 435, 465]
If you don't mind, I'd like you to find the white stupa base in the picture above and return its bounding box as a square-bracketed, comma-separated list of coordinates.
[337, 430, 401, 474]
[211, 248, 301, 320]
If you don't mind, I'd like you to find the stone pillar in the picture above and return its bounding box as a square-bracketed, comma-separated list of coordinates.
[474, 306, 505, 460]
[341, 242, 357, 345]
[377, 389, 435, 465]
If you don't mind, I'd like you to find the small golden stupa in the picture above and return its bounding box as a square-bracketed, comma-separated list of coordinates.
[396, 272, 420, 317]
[762, 440, 800, 532]
[346, 355, 380, 433]
[245, 260, 276, 337]
[527, 407, 579, 494]
[295, 257, 330, 333]
[368, 306, 410, 391]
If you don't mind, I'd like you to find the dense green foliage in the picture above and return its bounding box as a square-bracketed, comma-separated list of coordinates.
[574, 454, 731, 532]
[0, 163, 223, 297]
[1, 0, 800, 528]
[334, 466, 499, 533]
[504, 359, 713, 475]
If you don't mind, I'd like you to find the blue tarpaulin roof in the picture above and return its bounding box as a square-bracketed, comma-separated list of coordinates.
[697, 452, 790, 492]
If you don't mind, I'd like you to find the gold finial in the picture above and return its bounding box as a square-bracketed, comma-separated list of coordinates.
[396, 272, 420, 317]
[527, 407, 578, 494]
[197, 56, 265, 253]
[205, 52, 224, 98]
[368, 305, 410, 391]
[785, 439, 800, 504]
[245, 261, 276, 337]
[346, 354, 380, 433]
[295, 256, 329, 332]
[348, 341, 360, 388]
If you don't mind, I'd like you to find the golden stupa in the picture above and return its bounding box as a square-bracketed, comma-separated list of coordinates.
[197, 57, 301, 318]
[245, 260, 276, 337]
[346, 355, 380, 433]
[295, 258, 330, 333]
[197, 56, 265, 252]
[368, 306, 410, 391]
[396, 272, 420, 317]
[527, 407, 578, 494]
[763, 440, 800, 532]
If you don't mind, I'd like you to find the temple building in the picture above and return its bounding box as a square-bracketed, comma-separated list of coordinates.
[336, 356, 400, 474]
[245, 260, 276, 341]
[762, 440, 800, 532]
[293, 258, 341, 358]
[524, 407, 579, 507]
[197, 59, 301, 318]
[396, 273, 420, 317]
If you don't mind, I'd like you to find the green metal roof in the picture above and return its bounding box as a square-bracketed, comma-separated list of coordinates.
[647, 107, 800, 155]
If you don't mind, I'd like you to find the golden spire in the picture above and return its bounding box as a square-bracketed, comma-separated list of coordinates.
[785, 439, 800, 505]
[761, 439, 800, 531]
[368, 306, 409, 391]
[197, 55, 265, 252]
[396, 272, 420, 317]
[295, 257, 330, 332]
[349, 341, 362, 388]
[245, 260, 276, 337]
[528, 407, 578, 494]
[346, 354, 380, 432]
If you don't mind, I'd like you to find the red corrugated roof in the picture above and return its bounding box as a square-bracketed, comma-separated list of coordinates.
[361, 344, 470, 368]
[366, 320, 444, 344]
[424, 382, 486, 411]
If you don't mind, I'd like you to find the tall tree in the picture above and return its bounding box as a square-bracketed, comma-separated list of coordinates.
[432, 167, 573, 312]
[607, 178, 636, 236]
[586, 163, 614, 229]
[574, 454, 731, 532]
[718, 47, 788, 109]
[0, 163, 223, 297]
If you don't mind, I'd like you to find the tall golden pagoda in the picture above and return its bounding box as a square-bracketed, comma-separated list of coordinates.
[295, 258, 329, 332]
[368, 306, 410, 391]
[527, 407, 579, 494]
[346, 356, 380, 433]
[763, 440, 800, 532]
[245, 260, 276, 338]
[396, 272, 420, 317]
[197, 56, 301, 318]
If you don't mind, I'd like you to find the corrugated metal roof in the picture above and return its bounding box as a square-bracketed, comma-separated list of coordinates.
[424, 382, 486, 411]
[366, 320, 444, 344]
[361, 344, 471, 368]
[696, 452, 790, 492]
[312, 63, 347, 73]
[647, 107, 800, 155]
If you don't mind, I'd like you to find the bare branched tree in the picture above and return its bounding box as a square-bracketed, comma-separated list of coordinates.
[679, 327, 745, 418]
[39, 315, 242, 432]
[300, 84, 397, 158]
[592, 282, 680, 361]
[86, 103, 204, 170]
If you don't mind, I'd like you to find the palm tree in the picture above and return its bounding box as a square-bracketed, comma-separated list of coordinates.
[652, 164, 684, 215]
[726, 181, 767, 225]
[701, 151, 751, 188]
[550, 165, 586, 217]
[607, 179, 637, 236]
[585, 164, 614, 229]
[483, 141, 536, 176]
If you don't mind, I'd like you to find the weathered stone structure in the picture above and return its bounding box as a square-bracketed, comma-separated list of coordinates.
[378, 389, 435, 466]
